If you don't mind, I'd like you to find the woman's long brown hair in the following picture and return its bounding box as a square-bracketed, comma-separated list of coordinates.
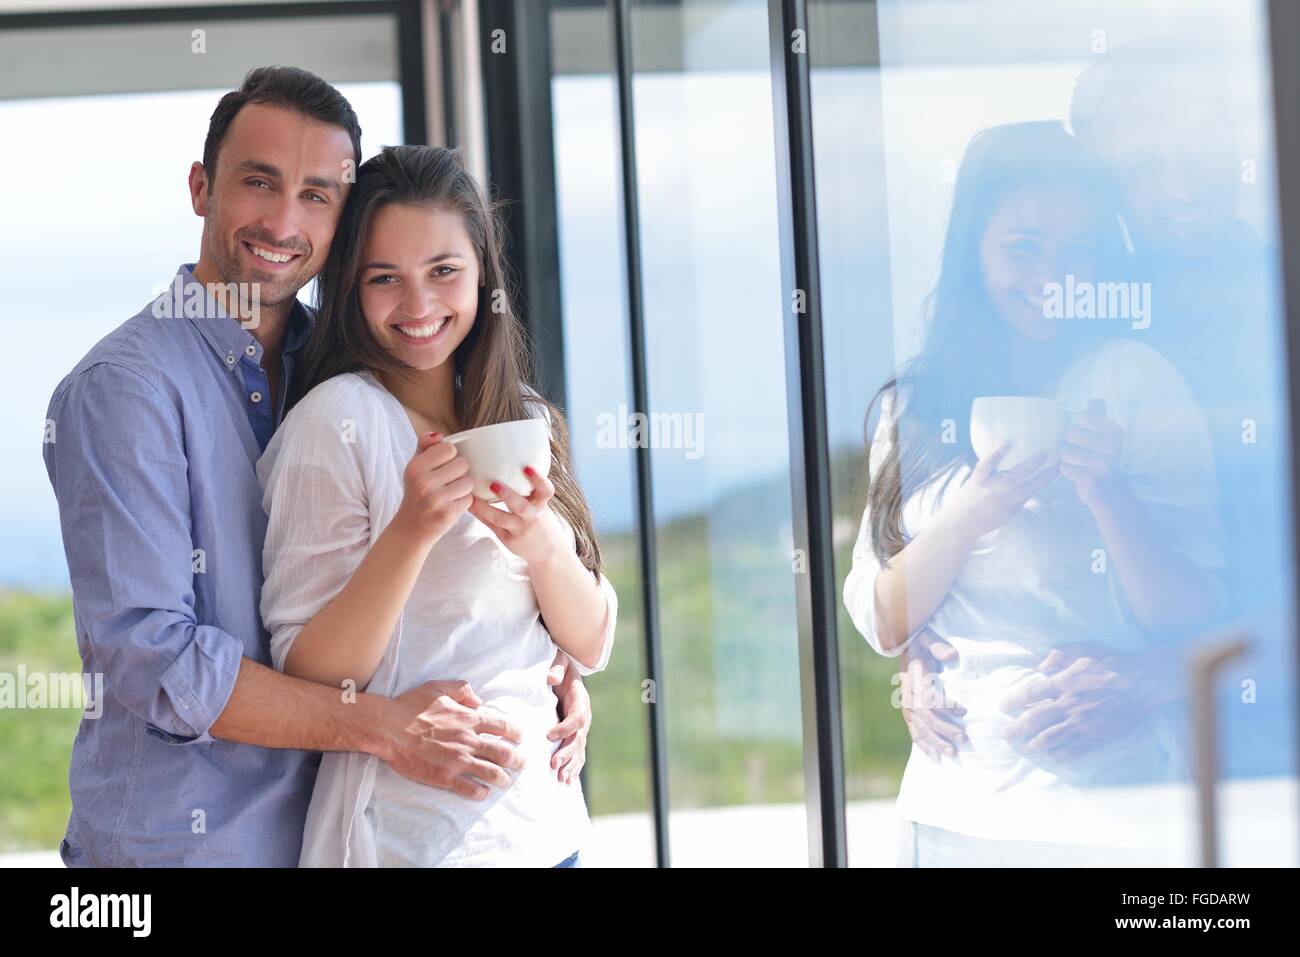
[291, 144, 603, 580]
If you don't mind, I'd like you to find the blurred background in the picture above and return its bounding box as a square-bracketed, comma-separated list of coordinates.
[1, 0, 1297, 866]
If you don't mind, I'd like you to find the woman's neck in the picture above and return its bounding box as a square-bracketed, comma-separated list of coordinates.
[376, 363, 462, 435]
[1006, 334, 1072, 395]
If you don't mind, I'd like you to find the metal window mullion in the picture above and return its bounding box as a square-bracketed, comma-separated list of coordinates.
[478, 0, 566, 409]
[396, 0, 429, 144]
[1266, 0, 1300, 863]
[766, 0, 847, 868]
[611, 0, 671, 869]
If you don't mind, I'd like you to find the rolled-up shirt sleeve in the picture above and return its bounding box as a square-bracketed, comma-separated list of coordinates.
[43, 361, 243, 745]
[257, 381, 373, 677]
[568, 571, 617, 677]
[521, 384, 617, 676]
[842, 391, 915, 658]
[844, 503, 898, 657]
[540, 496, 617, 677]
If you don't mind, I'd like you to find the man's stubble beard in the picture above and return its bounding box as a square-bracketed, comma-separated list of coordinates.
[206, 191, 309, 308]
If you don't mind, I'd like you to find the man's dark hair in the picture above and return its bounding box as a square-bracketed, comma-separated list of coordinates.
[202, 65, 362, 186]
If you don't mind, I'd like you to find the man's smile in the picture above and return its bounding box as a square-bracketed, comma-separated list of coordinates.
[241, 239, 304, 269]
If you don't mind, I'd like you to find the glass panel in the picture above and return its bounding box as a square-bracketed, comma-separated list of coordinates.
[812, 0, 1297, 866]
[804, 0, 907, 866]
[628, 0, 808, 865]
[0, 18, 403, 855]
[548, 0, 656, 867]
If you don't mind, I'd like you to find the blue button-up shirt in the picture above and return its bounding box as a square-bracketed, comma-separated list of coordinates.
[42, 264, 321, 866]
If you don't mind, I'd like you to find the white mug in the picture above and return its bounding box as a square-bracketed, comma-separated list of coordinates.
[442, 418, 551, 502]
[969, 396, 1069, 471]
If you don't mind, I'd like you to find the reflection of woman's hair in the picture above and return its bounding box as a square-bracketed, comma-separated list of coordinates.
[864, 121, 1127, 563]
[292, 145, 603, 579]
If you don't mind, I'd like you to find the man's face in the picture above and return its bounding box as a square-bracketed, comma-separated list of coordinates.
[190, 102, 355, 306]
[1091, 75, 1238, 259]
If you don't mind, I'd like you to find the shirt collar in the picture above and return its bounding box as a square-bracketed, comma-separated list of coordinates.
[172, 263, 313, 371]
[283, 298, 314, 357]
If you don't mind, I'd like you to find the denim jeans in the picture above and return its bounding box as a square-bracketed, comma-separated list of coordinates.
[554, 851, 582, 868]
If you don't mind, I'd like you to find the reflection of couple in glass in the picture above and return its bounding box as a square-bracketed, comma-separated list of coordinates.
[845, 121, 1225, 865]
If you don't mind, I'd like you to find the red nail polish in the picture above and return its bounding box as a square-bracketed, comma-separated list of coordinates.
[523, 465, 535, 476]
[490, 481, 502, 494]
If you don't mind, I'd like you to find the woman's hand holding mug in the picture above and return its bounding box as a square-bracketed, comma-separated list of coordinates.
[468, 464, 568, 566]
[1059, 398, 1126, 513]
[393, 431, 476, 546]
[943, 442, 1058, 541]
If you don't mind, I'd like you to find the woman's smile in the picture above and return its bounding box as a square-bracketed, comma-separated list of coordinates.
[392, 316, 452, 344]
[1012, 287, 1047, 316]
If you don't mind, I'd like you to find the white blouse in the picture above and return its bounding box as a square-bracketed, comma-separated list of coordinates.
[843, 338, 1225, 849]
[257, 368, 617, 867]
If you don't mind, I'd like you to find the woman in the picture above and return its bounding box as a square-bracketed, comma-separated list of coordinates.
[844, 122, 1226, 866]
[258, 145, 616, 867]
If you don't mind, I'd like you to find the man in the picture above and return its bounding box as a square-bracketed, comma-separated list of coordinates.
[42, 66, 592, 867]
[1068, 44, 1290, 782]
[1070, 47, 1285, 628]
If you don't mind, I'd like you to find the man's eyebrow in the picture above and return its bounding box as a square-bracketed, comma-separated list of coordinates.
[303, 175, 343, 194]
[237, 160, 282, 179]
[236, 160, 341, 194]
[362, 253, 468, 270]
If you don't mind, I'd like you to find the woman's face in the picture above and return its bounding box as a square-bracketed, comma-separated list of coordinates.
[979, 184, 1104, 341]
[358, 202, 480, 370]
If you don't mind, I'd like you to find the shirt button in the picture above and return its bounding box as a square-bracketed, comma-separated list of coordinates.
[251, 391, 263, 403]
[225, 352, 236, 366]
[245, 344, 257, 357]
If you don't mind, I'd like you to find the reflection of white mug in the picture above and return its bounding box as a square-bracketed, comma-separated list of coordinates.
[443, 419, 551, 502]
[970, 396, 1069, 471]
